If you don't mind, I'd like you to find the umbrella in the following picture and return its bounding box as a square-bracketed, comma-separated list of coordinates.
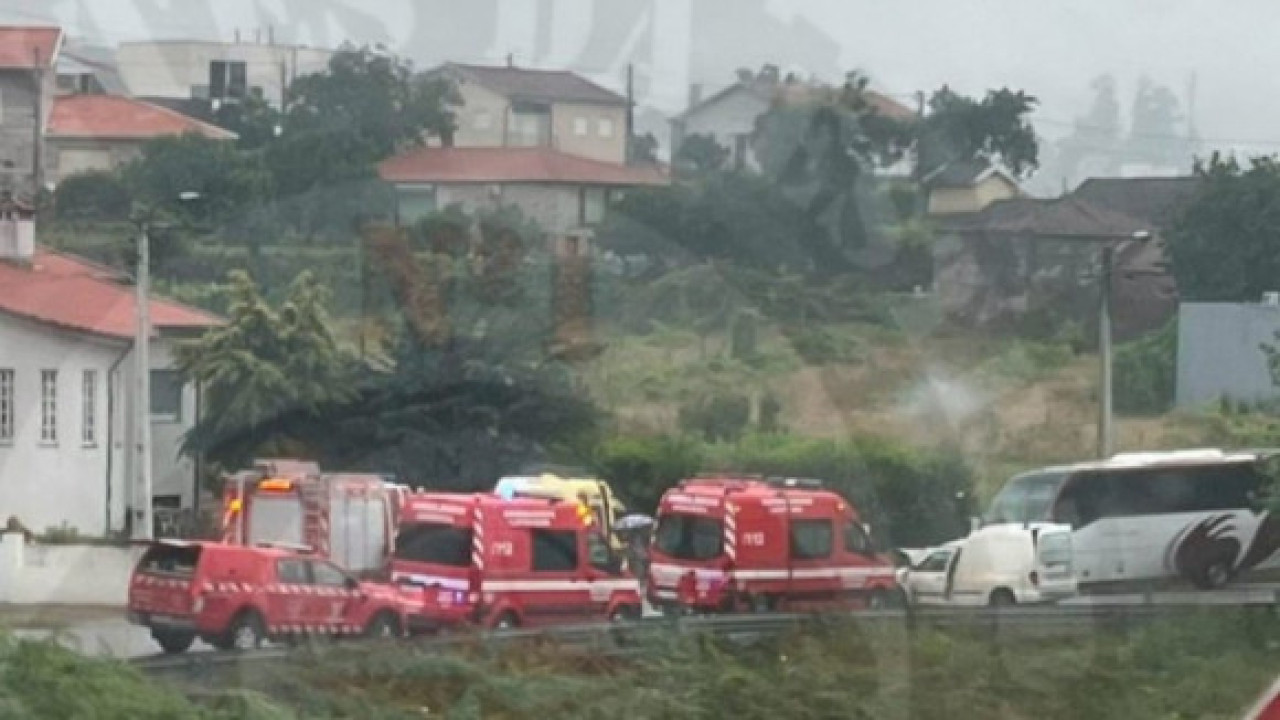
[616, 514, 655, 531]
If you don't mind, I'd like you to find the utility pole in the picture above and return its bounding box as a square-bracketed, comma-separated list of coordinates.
[134, 222, 154, 540]
[1097, 245, 1114, 459]
[31, 48, 43, 197]
[625, 63, 635, 164]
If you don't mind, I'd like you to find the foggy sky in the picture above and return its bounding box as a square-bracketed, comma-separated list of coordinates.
[6, 0, 1280, 159]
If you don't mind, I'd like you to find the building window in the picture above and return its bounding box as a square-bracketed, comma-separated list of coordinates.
[82, 370, 97, 446]
[40, 370, 57, 444]
[578, 187, 607, 225]
[0, 369, 12, 443]
[474, 111, 493, 130]
[573, 117, 589, 136]
[597, 118, 615, 138]
[209, 60, 248, 100]
[531, 529, 579, 572]
[150, 370, 183, 422]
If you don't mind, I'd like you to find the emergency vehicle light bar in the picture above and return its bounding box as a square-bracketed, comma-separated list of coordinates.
[767, 477, 825, 489]
[257, 478, 295, 492]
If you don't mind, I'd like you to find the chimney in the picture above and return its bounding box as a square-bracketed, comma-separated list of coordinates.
[688, 83, 703, 109]
[0, 192, 36, 264]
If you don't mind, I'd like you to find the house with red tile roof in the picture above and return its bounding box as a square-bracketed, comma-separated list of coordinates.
[378, 145, 667, 237]
[0, 225, 221, 538]
[45, 93, 236, 183]
[0, 26, 62, 197]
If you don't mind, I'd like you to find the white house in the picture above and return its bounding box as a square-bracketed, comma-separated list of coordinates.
[0, 206, 221, 537]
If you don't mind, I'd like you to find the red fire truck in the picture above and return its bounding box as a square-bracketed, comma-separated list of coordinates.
[391, 492, 643, 630]
[647, 476, 900, 613]
[221, 459, 404, 577]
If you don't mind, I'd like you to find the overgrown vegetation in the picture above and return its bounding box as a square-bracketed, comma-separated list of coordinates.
[7, 610, 1277, 719]
[1115, 320, 1177, 415]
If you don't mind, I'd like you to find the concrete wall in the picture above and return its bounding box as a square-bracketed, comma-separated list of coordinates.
[0, 534, 140, 605]
[1177, 302, 1280, 409]
[0, 68, 45, 196]
[117, 41, 332, 108]
[46, 137, 145, 184]
[452, 82, 510, 148]
[550, 102, 627, 163]
[0, 312, 200, 537]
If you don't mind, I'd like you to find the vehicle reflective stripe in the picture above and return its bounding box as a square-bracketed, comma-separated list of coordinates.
[481, 579, 640, 592]
[392, 573, 469, 591]
[472, 505, 485, 569]
[724, 507, 737, 562]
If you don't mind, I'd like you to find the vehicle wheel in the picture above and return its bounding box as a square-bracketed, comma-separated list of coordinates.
[868, 588, 904, 610]
[151, 629, 195, 654]
[748, 594, 774, 613]
[988, 588, 1017, 607]
[364, 611, 402, 640]
[493, 611, 519, 630]
[217, 610, 266, 651]
[609, 605, 640, 623]
[1198, 561, 1234, 590]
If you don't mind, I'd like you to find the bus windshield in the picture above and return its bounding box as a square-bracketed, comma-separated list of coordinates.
[984, 471, 1068, 525]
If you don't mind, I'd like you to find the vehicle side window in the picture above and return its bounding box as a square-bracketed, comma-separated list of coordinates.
[586, 532, 618, 574]
[310, 561, 349, 587]
[791, 519, 833, 560]
[532, 529, 579, 572]
[842, 521, 872, 555]
[277, 559, 309, 584]
[918, 551, 951, 573]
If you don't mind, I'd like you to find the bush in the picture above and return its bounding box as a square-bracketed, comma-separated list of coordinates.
[785, 327, 861, 365]
[591, 435, 705, 512]
[1115, 320, 1176, 415]
[52, 173, 132, 221]
[678, 391, 752, 442]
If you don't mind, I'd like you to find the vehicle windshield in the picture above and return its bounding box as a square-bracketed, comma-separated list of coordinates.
[984, 471, 1068, 525]
[394, 523, 473, 567]
[246, 495, 305, 547]
[654, 514, 723, 560]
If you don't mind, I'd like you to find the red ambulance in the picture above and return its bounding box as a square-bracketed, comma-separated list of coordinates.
[647, 476, 900, 613]
[127, 540, 418, 654]
[391, 493, 643, 630]
[221, 459, 401, 577]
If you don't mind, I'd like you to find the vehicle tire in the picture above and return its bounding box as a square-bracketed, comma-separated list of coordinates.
[493, 611, 519, 630]
[216, 610, 266, 651]
[151, 629, 195, 654]
[868, 588, 904, 610]
[988, 588, 1017, 607]
[1197, 561, 1234, 590]
[609, 605, 640, 623]
[364, 611, 402, 640]
[748, 594, 775, 613]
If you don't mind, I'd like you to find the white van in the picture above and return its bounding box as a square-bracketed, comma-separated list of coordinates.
[897, 523, 1076, 606]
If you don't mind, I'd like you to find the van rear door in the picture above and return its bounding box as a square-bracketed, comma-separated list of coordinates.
[130, 542, 202, 617]
[1035, 525, 1077, 599]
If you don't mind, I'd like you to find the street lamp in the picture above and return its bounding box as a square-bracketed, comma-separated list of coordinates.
[132, 192, 201, 540]
[1097, 229, 1153, 459]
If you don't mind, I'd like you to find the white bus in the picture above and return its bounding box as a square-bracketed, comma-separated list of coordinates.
[980, 449, 1280, 591]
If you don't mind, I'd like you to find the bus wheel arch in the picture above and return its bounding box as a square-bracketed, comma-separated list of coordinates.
[988, 588, 1017, 607]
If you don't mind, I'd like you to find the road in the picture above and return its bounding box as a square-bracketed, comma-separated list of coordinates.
[12, 617, 210, 659]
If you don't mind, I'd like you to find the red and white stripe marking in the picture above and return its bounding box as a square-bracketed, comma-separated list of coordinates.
[135, 575, 190, 589]
[471, 505, 485, 570]
[723, 507, 737, 562]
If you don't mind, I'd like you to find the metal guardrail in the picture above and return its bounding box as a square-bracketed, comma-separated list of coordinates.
[131, 600, 1279, 678]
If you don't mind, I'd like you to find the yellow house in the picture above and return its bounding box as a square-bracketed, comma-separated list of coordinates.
[924, 160, 1022, 216]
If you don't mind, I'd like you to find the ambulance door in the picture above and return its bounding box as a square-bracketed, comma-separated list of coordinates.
[584, 529, 626, 616]
[787, 515, 838, 603]
[838, 516, 880, 600]
[525, 526, 589, 625]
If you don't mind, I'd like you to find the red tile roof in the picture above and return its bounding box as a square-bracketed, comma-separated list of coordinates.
[47, 95, 236, 140]
[0, 249, 222, 340]
[379, 146, 668, 186]
[0, 26, 61, 69]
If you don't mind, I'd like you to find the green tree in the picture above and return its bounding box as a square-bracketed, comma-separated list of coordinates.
[914, 86, 1039, 179]
[1129, 76, 1191, 170]
[52, 172, 132, 221]
[1057, 74, 1122, 179]
[122, 134, 271, 225]
[674, 133, 731, 176]
[208, 93, 284, 151]
[1166, 154, 1277, 301]
[175, 270, 358, 466]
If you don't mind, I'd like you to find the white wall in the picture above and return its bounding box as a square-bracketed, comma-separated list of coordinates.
[0, 534, 140, 605]
[674, 88, 767, 169]
[117, 41, 332, 108]
[0, 313, 200, 537]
